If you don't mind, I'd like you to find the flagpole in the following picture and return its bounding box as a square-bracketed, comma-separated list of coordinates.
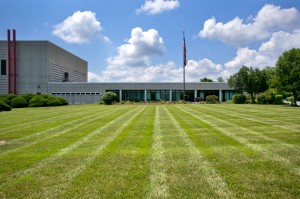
[183, 31, 186, 101]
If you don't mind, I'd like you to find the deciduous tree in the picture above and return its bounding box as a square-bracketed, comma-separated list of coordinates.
[274, 48, 300, 106]
[200, 77, 213, 82]
[228, 66, 269, 103]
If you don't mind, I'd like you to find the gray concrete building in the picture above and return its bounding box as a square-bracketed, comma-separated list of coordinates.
[0, 38, 87, 95]
[1, 31, 237, 104]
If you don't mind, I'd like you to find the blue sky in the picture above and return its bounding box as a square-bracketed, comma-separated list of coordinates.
[1, 0, 300, 82]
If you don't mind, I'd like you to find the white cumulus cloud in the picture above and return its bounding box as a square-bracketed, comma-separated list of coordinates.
[224, 29, 300, 73]
[52, 11, 103, 43]
[259, 29, 300, 58]
[136, 0, 180, 15]
[103, 58, 223, 82]
[101, 27, 226, 82]
[88, 72, 102, 82]
[199, 4, 300, 46]
[185, 59, 223, 81]
[224, 48, 270, 71]
[103, 27, 167, 81]
[106, 27, 165, 69]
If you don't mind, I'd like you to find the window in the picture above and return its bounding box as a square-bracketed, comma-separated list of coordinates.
[63, 72, 69, 82]
[0, 60, 6, 75]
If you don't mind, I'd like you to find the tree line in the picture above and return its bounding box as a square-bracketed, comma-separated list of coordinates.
[227, 48, 300, 106]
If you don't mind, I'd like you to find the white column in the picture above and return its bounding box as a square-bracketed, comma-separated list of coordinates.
[144, 90, 147, 102]
[219, 89, 222, 102]
[119, 90, 122, 102]
[194, 90, 197, 99]
[170, 90, 172, 102]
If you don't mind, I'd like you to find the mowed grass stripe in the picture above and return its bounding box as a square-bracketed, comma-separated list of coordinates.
[0, 105, 124, 140]
[213, 104, 300, 124]
[0, 105, 95, 133]
[0, 106, 80, 126]
[187, 104, 300, 155]
[0, 106, 128, 156]
[177, 105, 300, 176]
[148, 106, 169, 198]
[28, 106, 146, 198]
[197, 104, 300, 132]
[0, 104, 299, 198]
[187, 105, 300, 148]
[164, 106, 234, 198]
[62, 106, 155, 198]
[0, 106, 138, 191]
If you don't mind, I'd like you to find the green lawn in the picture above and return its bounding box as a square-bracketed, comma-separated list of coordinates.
[0, 104, 300, 198]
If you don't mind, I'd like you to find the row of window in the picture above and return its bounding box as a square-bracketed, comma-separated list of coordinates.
[106, 90, 232, 102]
[52, 92, 101, 95]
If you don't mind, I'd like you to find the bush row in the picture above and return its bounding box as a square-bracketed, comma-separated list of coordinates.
[0, 94, 68, 111]
[230, 89, 287, 104]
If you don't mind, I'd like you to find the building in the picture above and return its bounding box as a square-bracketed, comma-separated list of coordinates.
[49, 82, 237, 104]
[1, 30, 237, 104]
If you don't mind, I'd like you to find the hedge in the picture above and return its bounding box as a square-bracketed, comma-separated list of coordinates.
[0, 97, 10, 106]
[58, 97, 68, 105]
[29, 96, 47, 107]
[0, 100, 11, 111]
[46, 96, 62, 106]
[11, 96, 28, 108]
[21, 94, 35, 103]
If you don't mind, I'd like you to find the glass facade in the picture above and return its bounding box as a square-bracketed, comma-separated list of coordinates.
[104, 89, 238, 102]
[172, 90, 194, 101]
[122, 90, 144, 102]
[147, 90, 170, 101]
[197, 90, 219, 101]
[222, 90, 240, 101]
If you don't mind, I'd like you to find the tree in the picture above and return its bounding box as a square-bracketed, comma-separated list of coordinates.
[200, 77, 213, 82]
[217, 77, 225, 82]
[102, 91, 118, 105]
[228, 66, 269, 103]
[262, 66, 276, 88]
[274, 48, 300, 106]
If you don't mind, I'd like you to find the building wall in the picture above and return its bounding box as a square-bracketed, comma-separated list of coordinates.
[0, 43, 7, 94]
[0, 40, 88, 95]
[15, 41, 49, 94]
[48, 82, 235, 104]
[48, 42, 87, 83]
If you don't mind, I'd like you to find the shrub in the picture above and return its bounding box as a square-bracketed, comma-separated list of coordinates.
[274, 95, 283, 104]
[0, 94, 16, 106]
[29, 96, 46, 107]
[21, 94, 35, 103]
[39, 94, 49, 99]
[0, 97, 10, 106]
[195, 97, 204, 102]
[57, 97, 68, 105]
[232, 94, 246, 104]
[256, 94, 265, 104]
[11, 96, 28, 108]
[288, 96, 294, 103]
[102, 91, 118, 105]
[0, 100, 11, 111]
[0, 94, 16, 100]
[225, 100, 233, 104]
[46, 96, 62, 106]
[206, 95, 219, 104]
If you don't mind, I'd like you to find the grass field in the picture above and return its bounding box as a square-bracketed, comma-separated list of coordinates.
[0, 104, 300, 198]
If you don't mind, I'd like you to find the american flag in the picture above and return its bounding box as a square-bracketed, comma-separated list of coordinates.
[183, 32, 186, 67]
